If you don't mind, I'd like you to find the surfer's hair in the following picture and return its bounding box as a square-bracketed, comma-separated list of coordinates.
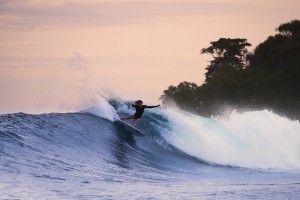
[135, 100, 143, 105]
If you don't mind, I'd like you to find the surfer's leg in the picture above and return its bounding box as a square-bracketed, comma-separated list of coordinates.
[121, 114, 135, 120]
[132, 118, 140, 126]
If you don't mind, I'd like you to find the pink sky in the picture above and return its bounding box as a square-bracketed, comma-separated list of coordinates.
[1, 0, 300, 113]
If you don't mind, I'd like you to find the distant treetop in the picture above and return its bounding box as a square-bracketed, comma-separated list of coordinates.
[276, 19, 300, 37]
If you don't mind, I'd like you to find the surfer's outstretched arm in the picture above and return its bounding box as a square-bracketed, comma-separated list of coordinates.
[145, 105, 160, 108]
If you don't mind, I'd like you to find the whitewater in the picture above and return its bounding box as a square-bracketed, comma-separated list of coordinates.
[1, 98, 300, 199]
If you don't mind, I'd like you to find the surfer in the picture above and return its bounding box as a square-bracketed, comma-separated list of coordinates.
[121, 100, 160, 126]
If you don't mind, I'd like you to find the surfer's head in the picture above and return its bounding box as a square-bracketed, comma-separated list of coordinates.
[135, 100, 143, 106]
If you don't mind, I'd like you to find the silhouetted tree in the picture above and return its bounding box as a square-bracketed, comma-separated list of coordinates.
[276, 19, 300, 37]
[201, 38, 251, 82]
[160, 81, 198, 111]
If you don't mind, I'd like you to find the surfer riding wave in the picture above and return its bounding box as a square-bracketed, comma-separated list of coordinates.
[121, 100, 160, 126]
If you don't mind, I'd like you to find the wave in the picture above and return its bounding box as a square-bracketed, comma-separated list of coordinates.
[88, 98, 300, 170]
[1, 98, 300, 173]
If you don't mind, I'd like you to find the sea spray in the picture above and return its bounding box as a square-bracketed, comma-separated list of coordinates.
[82, 96, 119, 121]
[163, 109, 300, 170]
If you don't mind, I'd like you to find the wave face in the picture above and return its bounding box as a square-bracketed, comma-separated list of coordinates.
[1, 99, 300, 199]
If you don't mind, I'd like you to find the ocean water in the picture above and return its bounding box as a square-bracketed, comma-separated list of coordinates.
[1, 99, 300, 199]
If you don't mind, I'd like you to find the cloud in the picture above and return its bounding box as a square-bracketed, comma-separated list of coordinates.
[1, 0, 299, 30]
[0, 1, 237, 30]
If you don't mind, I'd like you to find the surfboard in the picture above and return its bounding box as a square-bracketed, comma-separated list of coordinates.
[116, 120, 146, 137]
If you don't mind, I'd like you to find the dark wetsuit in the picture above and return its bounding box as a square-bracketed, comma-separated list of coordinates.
[132, 105, 159, 119]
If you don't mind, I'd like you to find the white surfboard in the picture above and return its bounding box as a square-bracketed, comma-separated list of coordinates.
[116, 120, 146, 137]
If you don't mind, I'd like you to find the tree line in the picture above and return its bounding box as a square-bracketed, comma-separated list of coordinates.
[160, 20, 300, 119]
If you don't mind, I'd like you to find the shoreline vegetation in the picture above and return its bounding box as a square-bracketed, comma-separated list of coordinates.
[160, 20, 300, 120]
